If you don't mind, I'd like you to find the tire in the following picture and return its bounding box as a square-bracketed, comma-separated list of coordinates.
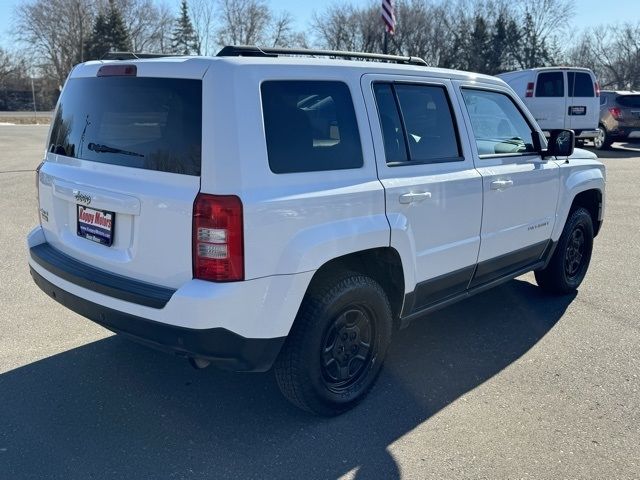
[593, 125, 612, 150]
[274, 271, 393, 416]
[535, 208, 594, 294]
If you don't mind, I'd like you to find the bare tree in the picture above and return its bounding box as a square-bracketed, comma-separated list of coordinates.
[189, 0, 216, 55]
[0, 48, 16, 85]
[216, 0, 271, 46]
[14, 0, 95, 85]
[509, 0, 573, 68]
[568, 23, 640, 90]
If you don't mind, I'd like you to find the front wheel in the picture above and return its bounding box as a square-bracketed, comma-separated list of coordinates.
[275, 272, 393, 416]
[535, 208, 594, 294]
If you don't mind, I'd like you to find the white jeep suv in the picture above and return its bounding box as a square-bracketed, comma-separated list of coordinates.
[27, 47, 606, 416]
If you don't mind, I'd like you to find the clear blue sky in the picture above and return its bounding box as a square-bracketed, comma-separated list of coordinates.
[0, 0, 638, 51]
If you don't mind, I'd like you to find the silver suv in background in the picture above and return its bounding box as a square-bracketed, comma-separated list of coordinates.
[595, 90, 640, 150]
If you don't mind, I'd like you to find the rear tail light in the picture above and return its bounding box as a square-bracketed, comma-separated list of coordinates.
[525, 82, 534, 97]
[192, 193, 244, 282]
[595, 82, 600, 97]
[609, 107, 623, 120]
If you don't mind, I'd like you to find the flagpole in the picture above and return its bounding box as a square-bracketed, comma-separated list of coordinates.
[381, 0, 394, 55]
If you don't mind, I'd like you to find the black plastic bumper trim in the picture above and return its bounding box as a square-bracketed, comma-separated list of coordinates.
[30, 243, 176, 309]
[30, 267, 285, 372]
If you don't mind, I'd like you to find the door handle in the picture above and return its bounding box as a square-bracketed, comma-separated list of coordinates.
[399, 191, 432, 204]
[490, 179, 514, 190]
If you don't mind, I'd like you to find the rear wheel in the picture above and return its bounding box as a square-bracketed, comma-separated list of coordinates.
[535, 208, 594, 294]
[594, 125, 612, 150]
[275, 272, 393, 416]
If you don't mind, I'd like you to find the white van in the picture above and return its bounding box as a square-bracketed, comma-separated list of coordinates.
[498, 67, 600, 142]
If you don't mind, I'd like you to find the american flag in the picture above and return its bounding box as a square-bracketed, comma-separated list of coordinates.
[381, 0, 396, 35]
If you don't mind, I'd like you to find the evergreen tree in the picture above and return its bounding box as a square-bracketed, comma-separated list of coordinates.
[171, 0, 200, 55]
[85, 0, 131, 60]
[487, 13, 509, 75]
[105, 0, 130, 53]
[467, 15, 490, 73]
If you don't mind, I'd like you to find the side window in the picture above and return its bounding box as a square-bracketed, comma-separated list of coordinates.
[372, 83, 408, 163]
[600, 94, 607, 106]
[394, 84, 461, 163]
[373, 83, 461, 165]
[535, 72, 564, 97]
[261, 81, 363, 174]
[461, 89, 537, 157]
[568, 72, 595, 97]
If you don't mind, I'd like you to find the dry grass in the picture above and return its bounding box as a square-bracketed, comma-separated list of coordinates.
[0, 116, 51, 125]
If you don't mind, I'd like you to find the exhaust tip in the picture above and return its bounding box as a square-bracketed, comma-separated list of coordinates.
[188, 357, 211, 370]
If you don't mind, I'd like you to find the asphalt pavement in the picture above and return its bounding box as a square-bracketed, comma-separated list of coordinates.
[0, 125, 638, 479]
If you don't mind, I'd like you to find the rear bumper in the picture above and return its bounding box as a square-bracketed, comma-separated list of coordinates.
[27, 226, 314, 372]
[608, 127, 640, 140]
[574, 130, 599, 139]
[30, 267, 284, 371]
[542, 130, 599, 139]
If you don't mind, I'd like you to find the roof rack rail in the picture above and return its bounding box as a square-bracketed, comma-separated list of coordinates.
[216, 45, 428, 67]
[101, 52, 184, 61]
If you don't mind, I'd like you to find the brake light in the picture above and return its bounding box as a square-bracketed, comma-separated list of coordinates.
[609, 107, 623, 120]
[192, 194, 244, 282]
[595, 82, 600, 97]
[526, 82, 534, 97]
[97, 65, 137, 77]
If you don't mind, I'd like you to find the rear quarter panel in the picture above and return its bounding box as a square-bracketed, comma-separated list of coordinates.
[199, 62, 389, 280]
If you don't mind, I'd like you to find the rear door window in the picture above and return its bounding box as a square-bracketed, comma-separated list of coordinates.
[568, 72, 594, 97]
[393, 84, 461, 163]
[373, 82, 461, 165]
[49, 77, 202, 175]
[261, 80, 363, 174]
[372, 83, 408, 163]
[535, 72, 564, 97]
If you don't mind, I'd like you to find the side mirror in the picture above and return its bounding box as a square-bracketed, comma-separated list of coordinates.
[546, 129, 575, 158]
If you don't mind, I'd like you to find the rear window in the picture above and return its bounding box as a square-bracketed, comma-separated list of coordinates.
[261, 80, 363, 174]
[49, 77, 202, 176]
[535, 72, 564, 97]
[568, 72, 594, 97]
[618, 95, 640, 108]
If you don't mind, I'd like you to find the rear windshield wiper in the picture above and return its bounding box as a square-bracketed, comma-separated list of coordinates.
[88, 142, 144, 157]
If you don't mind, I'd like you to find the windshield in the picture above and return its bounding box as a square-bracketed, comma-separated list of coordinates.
[49, 76, 202, 175]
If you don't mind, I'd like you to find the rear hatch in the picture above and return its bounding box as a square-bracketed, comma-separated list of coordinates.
[617, 94, 640, 128]
[37, 59, 208, 288]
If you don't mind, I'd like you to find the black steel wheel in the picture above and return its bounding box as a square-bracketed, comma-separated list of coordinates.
[320, 306, 375, 393]
[275, 271, 393, 416]
[535, 207, 594, 294]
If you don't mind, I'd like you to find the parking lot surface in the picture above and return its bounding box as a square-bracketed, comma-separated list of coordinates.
[0, 125, 638, 479]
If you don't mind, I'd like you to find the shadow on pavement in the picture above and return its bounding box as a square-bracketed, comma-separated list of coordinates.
[582, 142, 640, 159]
[0, 279, 576, 480]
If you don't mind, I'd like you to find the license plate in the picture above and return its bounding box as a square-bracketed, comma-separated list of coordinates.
[568, 106, 586, 116]
[77, 205, 115, 246]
